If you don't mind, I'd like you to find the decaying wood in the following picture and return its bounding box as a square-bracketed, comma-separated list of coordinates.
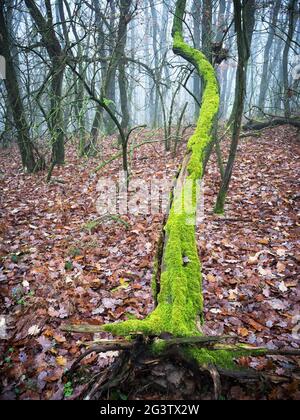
[239, 131, 262, 138]
[243, 117, 300, 131]
[61, 324, 106, 333]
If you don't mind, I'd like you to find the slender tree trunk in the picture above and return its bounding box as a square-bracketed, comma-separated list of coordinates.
[1, 89, 14, 148]
[228, 0, 255, 126]
[272, 37, 285, 113]
[25, 0, 65, 165]
[103, 0, 118, 135]
[202, 0, 213, 64]
[0, 2, 37, 172]
[50, 64, 65, 164]
[91, 0, 107, 141]
[144, 1, 155, 127]
[215, 0, 252, 214]
[283, 0, 297, 118]
[216, 0, 226, 44]
[192, 0, 201, 121]
[149, 0, 161, 128]
[118, 0, 132, 173]
[60, 0, 88, 154]
[257, 0, 281, 115]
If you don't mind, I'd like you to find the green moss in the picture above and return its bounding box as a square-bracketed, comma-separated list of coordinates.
[188, 348, 245, 370]
[151, 263, 158, 302]
[171, 0, 186, 37]
[151, 339, 168, 355]
[191, 345, 269, 369]
[214, 190, 226, 215]
[103, 0, 245, 371]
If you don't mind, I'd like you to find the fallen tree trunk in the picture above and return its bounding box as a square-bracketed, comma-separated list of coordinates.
[62, 0, 299, 399]
[65, 0, 255, 363]
[65, 0, 253, 366]
[100, 0, 220, 344]
[243, 117, 300, 131]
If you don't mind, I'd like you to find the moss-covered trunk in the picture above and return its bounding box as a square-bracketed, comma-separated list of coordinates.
[104, 0, 219, 341]
[65, 0, 271, 372]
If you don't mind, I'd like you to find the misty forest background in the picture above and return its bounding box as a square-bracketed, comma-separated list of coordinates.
[0, 0, 299, 172]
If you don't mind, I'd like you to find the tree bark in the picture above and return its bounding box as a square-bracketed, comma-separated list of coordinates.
[202, 0, 213, 64]
[243, 117, 300, 131]
[0, 2, 38, 172]
[192, 0, 202, 121]
[228, 0, 255, 126]
[283, 0, 297, 118]
[215, 0, 253, 214]
[25, 0, 65, 165]
[257, 0, 281, 115]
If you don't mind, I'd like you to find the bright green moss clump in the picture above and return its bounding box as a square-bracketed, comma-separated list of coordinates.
[104, 0, 245, 370]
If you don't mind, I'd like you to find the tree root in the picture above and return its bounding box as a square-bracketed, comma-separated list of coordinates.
[63, 334, 299, 400]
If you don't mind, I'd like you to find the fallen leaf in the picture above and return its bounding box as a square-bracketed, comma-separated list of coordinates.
[276, 248, 286, 257]
[22, 280, 30, 288]
[44, 372, 62, 383]
[210, 308, 222, 314]
[48, 307, 59, 318]
[276, 262, 286, 273]
[207, 274, 217, 283]
[269, 299, 287, 311]
[56, 356, 67, 367]
[244, 317, 265, 332]
[258, 266, 273, 277]
[238, 327, 249, 337]
[228, 288, 238, 301]
[28, 325, 41, 336]
[53, 334, 66, 343]
[259, 237, 270, 245]
[278, 281, 288, 293]
[36, 336, 53, 351]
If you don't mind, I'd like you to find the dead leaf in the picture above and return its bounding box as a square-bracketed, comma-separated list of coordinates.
[238, 327, 249, 337]
[207, 274, 217, 283]
[269, 299, 287, 311]
[278, 281, 288, 293]
[28, 325, 41, 336]
[56, 356, 67, 367]
[276, 262, 286, 273]
[259, 237, 270, 245]
[53, 334, 66, 343]
[244, 317, 265, 332]
[276, 248, 286, 257]
[228, 288, 238, 301]
[48, 307, 59, 318]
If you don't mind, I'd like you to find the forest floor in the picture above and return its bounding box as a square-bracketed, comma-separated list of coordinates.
[0, 125, 299, 400]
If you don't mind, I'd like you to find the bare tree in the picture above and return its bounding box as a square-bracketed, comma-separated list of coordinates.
[0, 1, 41, 172]
[215, 0, 254, 214]
[25, 0, 66, 165]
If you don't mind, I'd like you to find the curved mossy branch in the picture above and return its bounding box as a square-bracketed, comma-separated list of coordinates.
[103, 0, 220, 341]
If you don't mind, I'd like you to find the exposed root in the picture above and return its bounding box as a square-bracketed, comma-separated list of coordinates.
[64, 336, 298, 400]
[206, 365, 222, 400]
